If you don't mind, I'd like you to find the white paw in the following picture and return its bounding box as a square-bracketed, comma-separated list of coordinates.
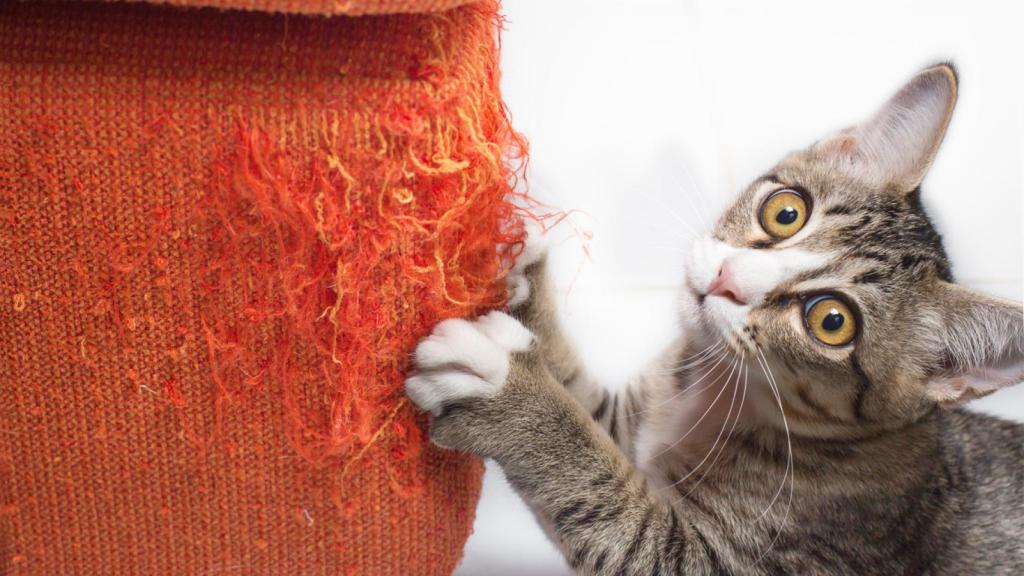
[503, 219, 549, 308]
[406, 311, 534, 415]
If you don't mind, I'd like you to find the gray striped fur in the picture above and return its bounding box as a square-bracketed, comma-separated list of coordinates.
[414, 64, 1024, 574]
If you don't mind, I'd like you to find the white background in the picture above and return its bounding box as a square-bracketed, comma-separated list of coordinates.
[456, 1, 1024, 573]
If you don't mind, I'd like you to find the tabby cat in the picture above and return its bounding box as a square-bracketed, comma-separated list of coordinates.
[406, 64, 1024, 574]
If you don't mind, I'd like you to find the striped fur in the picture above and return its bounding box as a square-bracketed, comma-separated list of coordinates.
[408, 64, 1024, 574]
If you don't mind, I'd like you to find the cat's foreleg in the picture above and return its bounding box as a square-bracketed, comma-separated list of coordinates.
[405, 312, 719, 575]
[509, 235, 655, 458]
[506, 236, 606, 414]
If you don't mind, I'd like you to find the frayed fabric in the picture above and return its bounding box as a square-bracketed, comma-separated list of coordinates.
[0, 0, 525, 573]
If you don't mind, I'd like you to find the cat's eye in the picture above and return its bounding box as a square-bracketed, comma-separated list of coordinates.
[804, 295, 857, 346]
[759, 189, 809, 239]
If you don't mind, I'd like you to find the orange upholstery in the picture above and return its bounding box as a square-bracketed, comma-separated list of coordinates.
[117, 0, 475, 15]
[0, 0, 523, 573]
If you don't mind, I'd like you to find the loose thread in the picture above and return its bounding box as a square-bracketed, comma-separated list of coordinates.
[339, 398, 407, 483]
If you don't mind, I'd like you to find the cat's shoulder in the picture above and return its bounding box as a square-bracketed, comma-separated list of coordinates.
[945, 407, 1024, 435]
[938, 408, 1024, 464]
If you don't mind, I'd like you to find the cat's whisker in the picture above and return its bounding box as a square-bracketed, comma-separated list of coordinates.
[676, 176, 711, 231]
[649, 347, 724, 378]
[635, 185, 705, 241]
[667, 352, 745, 497]
[645, 343, 726, 390]
[678, 358, 750, 501]
[648, 354, 740, 468]
[669, 340, 726, 370]
[750, 349, 788, 517]
[674, 343, 728, 375]
[635, 228, 700, 260]
[752, 346, 795, 567]
[660, 158, 713, 229]
[635, 345, 729, 415]
[642, 354, 729, 405]
[676, 356, 740, 400]
[647, 339, 722, 375]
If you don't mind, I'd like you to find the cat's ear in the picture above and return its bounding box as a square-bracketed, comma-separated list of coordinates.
[818, 63, 958, 193]
[924, 282, 1024, 406]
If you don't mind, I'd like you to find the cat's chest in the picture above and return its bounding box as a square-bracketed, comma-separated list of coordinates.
[634, 362, 757, 480]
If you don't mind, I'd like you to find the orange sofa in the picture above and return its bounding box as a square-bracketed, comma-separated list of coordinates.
[0, 0, 523, 573]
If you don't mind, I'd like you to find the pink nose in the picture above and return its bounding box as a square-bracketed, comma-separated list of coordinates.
[706, 260, 746, 305]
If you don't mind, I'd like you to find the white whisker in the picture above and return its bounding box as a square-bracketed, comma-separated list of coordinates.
[649, 354, 740, 467]
[635, 185, 704, 241]
[675, 164, 711, 231]
[751, 346, 795, 567]
[659, 156, 713, 229]
[649, 346, 725, 378]
[670, 340, 726, 369]
[636, 345, 729, 415]
[750, 350, 790, 519]
[679, 358, 749, 500]
[668, 352, 745, 498]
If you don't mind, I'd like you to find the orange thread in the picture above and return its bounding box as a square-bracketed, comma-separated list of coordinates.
[0, 1, 539, 572]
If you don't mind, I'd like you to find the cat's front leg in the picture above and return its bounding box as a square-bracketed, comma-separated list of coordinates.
[405, 312, 719, 575]
[505, 230, 650, 457]
[504, 226, 599, 401]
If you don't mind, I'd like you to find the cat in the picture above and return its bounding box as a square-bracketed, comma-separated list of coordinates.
[406, 63, 1024, 575]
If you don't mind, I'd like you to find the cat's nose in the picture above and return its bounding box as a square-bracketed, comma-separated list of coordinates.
[707, 260, 746, 305]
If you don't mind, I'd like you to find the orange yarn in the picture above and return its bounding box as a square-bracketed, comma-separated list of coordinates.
[196, 113, 525, 468]
[0, 0, 525, 573]
[118, 0, 476, 15]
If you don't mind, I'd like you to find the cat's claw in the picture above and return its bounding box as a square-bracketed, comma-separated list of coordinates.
[406, 311, 534, 416]
[505, 219, 549, 309]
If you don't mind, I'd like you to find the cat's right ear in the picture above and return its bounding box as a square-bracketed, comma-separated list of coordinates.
[923, 282, 1024, 406]
[817, 63, 958, 193]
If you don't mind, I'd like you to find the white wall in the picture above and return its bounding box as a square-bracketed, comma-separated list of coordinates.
[458, 1, 1023, 573]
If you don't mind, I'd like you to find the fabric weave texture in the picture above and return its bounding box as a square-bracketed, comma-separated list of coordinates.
[115, 0, 474, 15]
[0, 0, 524, 573]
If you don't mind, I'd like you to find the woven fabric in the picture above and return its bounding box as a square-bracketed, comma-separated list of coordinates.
[0, 1, 524, 573]
[117, 0, 474, 16]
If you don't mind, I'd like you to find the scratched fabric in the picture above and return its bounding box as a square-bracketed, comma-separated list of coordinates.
[0, 0, 526, 573]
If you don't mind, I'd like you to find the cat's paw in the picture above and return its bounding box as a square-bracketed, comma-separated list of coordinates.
[504, 219, 549, 310]
[406, 311, 534, 417]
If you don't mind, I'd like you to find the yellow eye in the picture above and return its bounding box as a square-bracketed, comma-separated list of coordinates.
[759, 189, 809, 239]
[804, 296, 857, 346]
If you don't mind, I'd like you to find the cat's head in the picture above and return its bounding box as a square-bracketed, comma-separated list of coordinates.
[682, 64, 1024, 437]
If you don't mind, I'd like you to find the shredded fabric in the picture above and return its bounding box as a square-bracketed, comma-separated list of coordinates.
[191, 102, 529, 479]
[0, 0, 534, 572]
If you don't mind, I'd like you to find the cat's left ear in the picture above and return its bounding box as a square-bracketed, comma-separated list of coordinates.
[819, 63, 958, 193]
[925, 282, 1024, 406]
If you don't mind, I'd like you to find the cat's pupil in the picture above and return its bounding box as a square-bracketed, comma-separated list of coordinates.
[822, 310, 844, 332]
[775, 206, 799, 225]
